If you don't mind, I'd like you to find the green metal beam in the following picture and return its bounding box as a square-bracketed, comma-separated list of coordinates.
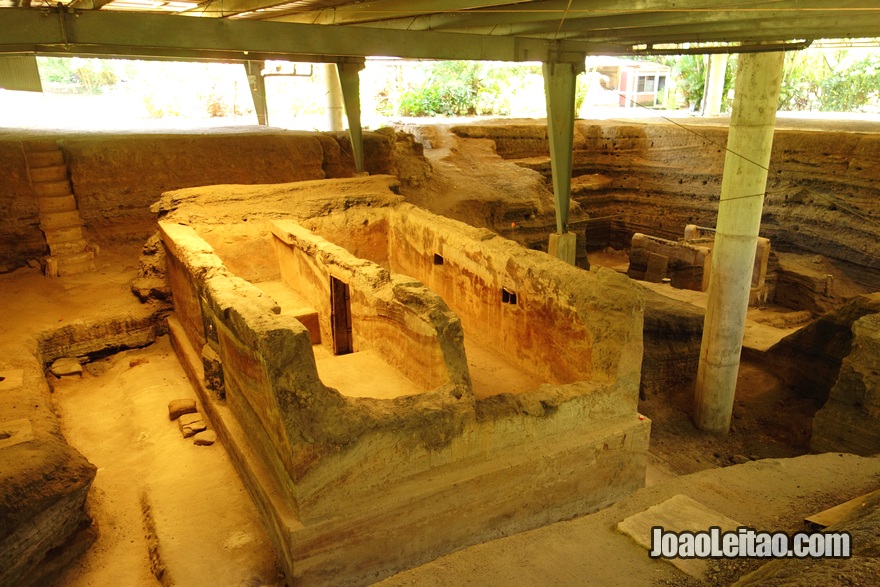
[554, 20, 880, 44]
[430, 10, 880, 39]
[337, 60, 365, 174]
[0, 46, 347, 64]
[0, 7, 594, 63]
[241, 0, 523, 23]
[244, 60, 268, 125]
[342, 0, 880, 36]
[543, 60, 582, 236]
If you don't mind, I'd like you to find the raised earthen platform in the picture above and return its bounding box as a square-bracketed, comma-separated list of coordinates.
[156, 175, 650, 585]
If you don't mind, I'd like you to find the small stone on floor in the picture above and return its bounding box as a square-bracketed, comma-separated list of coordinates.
[193, 430, 217, 446]
[168, 398, 197, 421]
[50, 357, 83, 377]
[178, 412, 206, 438]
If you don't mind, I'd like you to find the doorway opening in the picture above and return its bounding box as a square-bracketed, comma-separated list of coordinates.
[330, 276, 353, 355]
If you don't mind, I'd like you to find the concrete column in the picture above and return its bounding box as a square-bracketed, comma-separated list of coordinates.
[543, 60, 584, 264]
[693, 51, 784, 434]
[703, 53, 728, 116]
[324, 62, 344, 132]
[336, 60, 366, 174]
[244, 61, 268, 126]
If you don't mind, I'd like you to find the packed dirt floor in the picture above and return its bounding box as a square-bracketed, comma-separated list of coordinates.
[2, 116, 879, 585]
[52, 337, 282, 587]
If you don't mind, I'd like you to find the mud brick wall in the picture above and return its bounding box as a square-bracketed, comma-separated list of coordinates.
[388, 204, 644, 390]
[0, 142, 45, 272]
[272, 219, 462, 392]
[453, 122, 880, 291]
[627, 232, 712, 291]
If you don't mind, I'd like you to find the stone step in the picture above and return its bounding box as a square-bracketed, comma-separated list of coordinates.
[37, 195, 78, 214]
[58, 257, 97, 277]
[29, 165, 68, 183]
[33, 180, 72, 198]
[40, 210, 83, 231]
[23, 140, 59, 152]
[58, 250, 95, 265]
[26, 150, 64, 168]
[49, 239, 88, 256]
[46, 251, 96, 277]
[44, 225, 84, 245]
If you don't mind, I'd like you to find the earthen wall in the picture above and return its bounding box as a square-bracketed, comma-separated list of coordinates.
[453, 122, 880, 290]
[272, 219, 461, 391]
[387, 204, 644, 389]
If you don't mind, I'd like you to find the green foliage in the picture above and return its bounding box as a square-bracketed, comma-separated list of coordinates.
[38, 57, 78, 84]
[819, 53, 880, 112]
[777, 51, 825, 111]
[37, 57, 118, 95]
[667, 54, 737, 112]
[665, 54, 704, 110]
[397, 61, 533, 117]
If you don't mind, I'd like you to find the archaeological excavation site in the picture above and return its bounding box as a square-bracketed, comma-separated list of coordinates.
[3, 3, 880, 587]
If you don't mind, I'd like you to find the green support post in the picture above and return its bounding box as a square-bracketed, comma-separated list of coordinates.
[245, 60, 268, 126]
[543, 59, 584, 264]
[336, 60, 366, 174]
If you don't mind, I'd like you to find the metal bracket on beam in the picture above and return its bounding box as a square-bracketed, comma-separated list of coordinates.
[2, 7, 620, 63]
[546, 42, 588, 67]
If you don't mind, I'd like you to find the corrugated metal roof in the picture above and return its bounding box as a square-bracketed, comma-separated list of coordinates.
[0, 55, 42, 93]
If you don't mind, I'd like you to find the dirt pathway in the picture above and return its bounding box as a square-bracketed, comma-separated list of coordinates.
[53, 337, 282, 587]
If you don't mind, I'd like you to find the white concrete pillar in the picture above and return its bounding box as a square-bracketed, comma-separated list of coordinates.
[693, 51, 784, 434]
[324, 62, 344, 132]
[704, 53, 729, 116]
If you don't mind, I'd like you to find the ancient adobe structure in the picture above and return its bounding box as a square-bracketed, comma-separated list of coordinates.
[155, 176, 648, 584]
[1, 119, 880, 585]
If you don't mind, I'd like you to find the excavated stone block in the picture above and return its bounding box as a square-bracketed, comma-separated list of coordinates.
[628, 233, 712, 292]
[618, 494, 741, 579]
[49, 357, 83, 377]
[168, 398, 197, 421]
[193, 430, 217, 446]
[178, 413, 207, 438]
[40, 210, 83, 231]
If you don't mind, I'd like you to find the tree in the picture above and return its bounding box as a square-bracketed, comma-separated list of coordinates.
[777, 51, 825, 111]
[37, 56, 118, 95]
[819, 52, 880, 112]
[396, 61, 533, 117]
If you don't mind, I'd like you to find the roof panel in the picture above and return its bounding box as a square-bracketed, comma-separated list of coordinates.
[1, 1, 879, 60]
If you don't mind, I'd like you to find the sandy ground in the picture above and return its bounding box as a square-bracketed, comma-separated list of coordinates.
[375, 452, 880, 587]
[52, 337, 282, 587]
[0, 247, 281, 586]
